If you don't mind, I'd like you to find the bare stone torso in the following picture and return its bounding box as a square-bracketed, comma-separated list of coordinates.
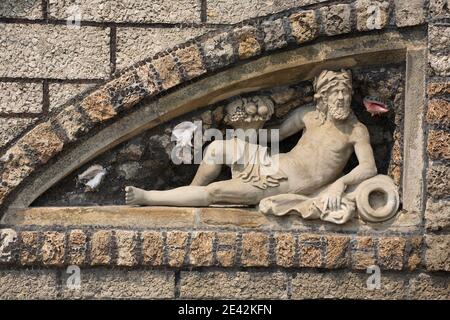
[279, 109, 355, 194]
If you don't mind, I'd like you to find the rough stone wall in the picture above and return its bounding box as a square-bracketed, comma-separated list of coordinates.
[0, 0, 449, 299]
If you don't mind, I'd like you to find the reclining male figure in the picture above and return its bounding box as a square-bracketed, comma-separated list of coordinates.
[125, 69, 377, 212]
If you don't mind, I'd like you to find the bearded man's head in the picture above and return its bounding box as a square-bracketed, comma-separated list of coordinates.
[313, 69, 353, 123]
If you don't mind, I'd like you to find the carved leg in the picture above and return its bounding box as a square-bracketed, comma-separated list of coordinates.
[125, 178, 281, 207]
[125, 185, 210, 206]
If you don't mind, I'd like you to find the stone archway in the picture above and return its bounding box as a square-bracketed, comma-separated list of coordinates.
[0, 10, 426, 223]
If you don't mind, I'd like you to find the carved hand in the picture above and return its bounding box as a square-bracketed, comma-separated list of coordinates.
[321, 180, 345, 212]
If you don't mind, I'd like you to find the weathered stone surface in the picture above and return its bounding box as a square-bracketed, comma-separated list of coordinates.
[19, 231, 40, 265]
[106, 70, 149, 110]
[289, 11, 318, 44]
[152, 54, 181, 90]
[425, 235, 450, 271]
[234, 26, 261, 60]
[174, 45, 206, 80]
[0, 144, 35, 198]
[352, 236, 377, 270]
[408, 273, 450, 299]
[0, 0, 42, 19]
[292, 271, 406, 299]
[378, 237, 406, 270]
[6, 206, 198, 229]
[90, 230, 112, 265]
[0, 270, 58, 299]
[68, 229, 87, 265]
[356, 0, 390, 31]
[394, 0, 426, 27]
[42, 231, 65, 266]
[166, 231, 189, 267]
[135, 63, 160, 96]
[325, 235, 350, 268]
[141, 231, 164, 266]
[49, 0, 200, 23]
[299, 234, 323, 268]
[428, 82, 450, 97]
[202, 32, 235, 71]
[426, 199, 450, 232]
[0, 118, 38, 149]
[429, 53, 450, 76]
[116, 230, 138, 267]
[49, 83, 94, 112]
[52, 104, 90, 143]
[430, 0, 450, 19]
[275, 233, 296, 268]
[80, 89, 116, 123]
[241, 232, 269, 267]
[180, 271, 288, 299]
[427, 99, 450, 126]
[427, 130, 450, 161]
[0, 82, 42, 113]
[199, 207, 269, 228]
[189, 231, 214, 266]
[429, 25, 450, 53]
[0, 24, 110, 79]
[116, 27, 210, 70]
[0, 229, 18, 264]
[62, 269, 174, 299]
[406, 237, 423, 271]
[216, 232, 236, 267]
[427, 163, 450, 199]
[207, 0, 298, 24]
[19, 121, 64, 165]
[319, 4, 352, 36]
[261, 18, 288, 51]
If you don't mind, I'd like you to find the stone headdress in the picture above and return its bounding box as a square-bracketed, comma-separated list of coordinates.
[313, 69, 352, 123]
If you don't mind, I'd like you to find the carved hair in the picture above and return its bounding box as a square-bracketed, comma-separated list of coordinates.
[313, 69, 352, 124]
[224, 95, 275, 125]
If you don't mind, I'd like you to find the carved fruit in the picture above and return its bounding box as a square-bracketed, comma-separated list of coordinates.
[245, 102, 257, 115]
[258, 105, 269, 116]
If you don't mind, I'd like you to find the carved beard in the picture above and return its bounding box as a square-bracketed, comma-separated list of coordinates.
[328, 103, 351, 120]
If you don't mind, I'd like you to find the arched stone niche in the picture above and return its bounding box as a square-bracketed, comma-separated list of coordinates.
[1, 28, 426, 234]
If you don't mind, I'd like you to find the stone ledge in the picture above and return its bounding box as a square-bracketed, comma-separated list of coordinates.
[3, 205, 420, 232]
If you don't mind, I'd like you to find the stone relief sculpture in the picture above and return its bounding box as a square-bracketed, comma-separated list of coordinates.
[125, 69, 399, 224]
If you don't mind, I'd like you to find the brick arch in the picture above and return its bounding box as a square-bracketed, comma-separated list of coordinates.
[0, 4, 413, 215]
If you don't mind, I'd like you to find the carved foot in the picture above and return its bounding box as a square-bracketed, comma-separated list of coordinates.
[125, 186, 152, 206]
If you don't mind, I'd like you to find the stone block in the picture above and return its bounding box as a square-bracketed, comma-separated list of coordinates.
[141, 231, 164, 266]
[116, 230, 138, 267]
[425, 235, 450, 271]
[289, 11, 319, 44]
[319, 4, 352, 36]
[90, 230, 112, 265]
[189, 231, 214, 266]
[0, 24, 110, 79]
[356, 0, 390, 31]
[49, 0, 201, 23]
[427, 130, 450, 161]
[394, 0, 426, 27]
[241, 232, 269, 267]
[179, 271, 288, 299]
[0, 82, 42, 113]
[42, 231, 65, 266]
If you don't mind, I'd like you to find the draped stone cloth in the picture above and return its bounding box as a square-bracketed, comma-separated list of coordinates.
[259, 193, 356, 224]
[259, 175, 399, 224]
[228, 137, 288, 190]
